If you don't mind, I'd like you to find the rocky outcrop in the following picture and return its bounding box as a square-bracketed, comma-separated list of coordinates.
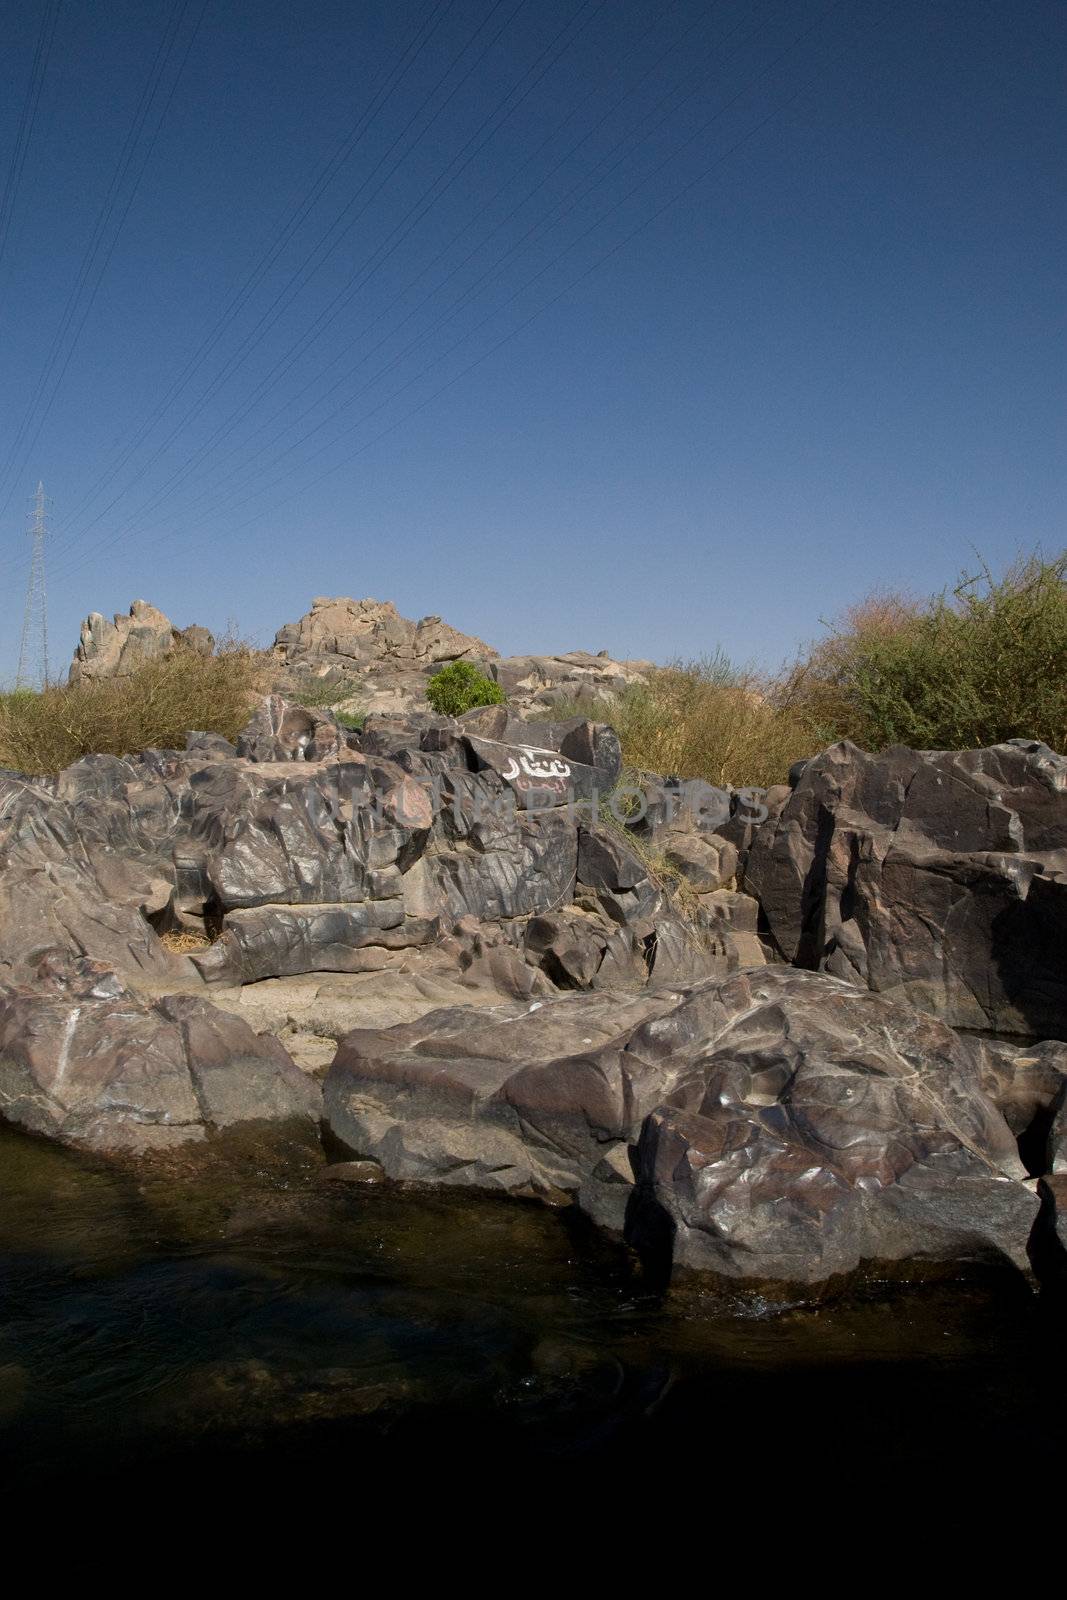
[234, 692, 359, 762]
[323, 966, 1038, 1286]
[69, 599, 213, 684]
[269, 595, 652, 718]
[273, 595, 496, 671]
[7, 671, 1067, 1293]
[1, 698, 754, 997]
[743, 738, 1067, 1038]
[66, 593, 653, 716]
[0, 697, 759, 1154]
[270, 596, 495, 714]
[487, 649, 653, 719]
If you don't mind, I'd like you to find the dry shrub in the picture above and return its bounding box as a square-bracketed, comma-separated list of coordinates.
[0, 638, 267, 777]
[605, 655, 818, 789]
[784, 553, 1067, 752]
[777, 589, 921, 745]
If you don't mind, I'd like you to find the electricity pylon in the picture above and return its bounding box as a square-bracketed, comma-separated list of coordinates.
[15, 480, 49, 688]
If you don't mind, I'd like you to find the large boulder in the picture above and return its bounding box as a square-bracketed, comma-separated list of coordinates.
[0, 955, 320, 1153]
[744, 739, 1067, 1037]
[322, 986, 679, 1208]
[627, 970, 1037, 1287]
[68, 599, 213, 684]
[323, 966, 1038, 1287]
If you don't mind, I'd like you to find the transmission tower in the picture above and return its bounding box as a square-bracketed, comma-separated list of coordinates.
[15, 481, 49, 688]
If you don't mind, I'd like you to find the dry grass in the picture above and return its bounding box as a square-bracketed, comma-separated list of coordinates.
[778, 591, 921, 743]
[567, 551, 1067, 791]
[610, 658, 817, 788]
[159, 929, 213, 955]
[595, 803, 704, 921]
[0, 639, 267, 777]
[563, 655, 819, 790]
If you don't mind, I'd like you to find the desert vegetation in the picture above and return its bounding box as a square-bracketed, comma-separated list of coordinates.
[0, 636, 262, 776]
[782, 553, 1067, 754]
[592, 552, 1067, 789]
[425, 659, 505, 716]
[2, 552, 1063, 784]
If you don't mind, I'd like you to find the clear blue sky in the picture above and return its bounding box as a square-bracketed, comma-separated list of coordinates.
[0, 0, 1063, 682]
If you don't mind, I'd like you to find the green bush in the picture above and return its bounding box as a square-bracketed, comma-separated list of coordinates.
[425, 659, 505, 716]
[786, 553, 1067, 752]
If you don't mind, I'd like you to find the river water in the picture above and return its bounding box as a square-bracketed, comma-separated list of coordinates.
[1, 1122, 1062, 1513]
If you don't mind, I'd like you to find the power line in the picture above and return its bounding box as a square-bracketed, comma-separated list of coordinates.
[56, 0, 878, 589]
[15, 481, 50, 688]
[46, 0, 715, 571]
[74, 0, 788, 553]
[218, 0, 696, 480]
[0, 0, 63, 285]
[49, 0, 608, 562]
[165, 0, 758, 524]
[38, 0, 518, 571]
[47, 0, 457, 540]
[0, 0, 203, 523]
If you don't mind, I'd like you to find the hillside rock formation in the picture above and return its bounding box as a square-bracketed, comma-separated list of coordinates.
[66, 595, 653, 717]
[270, 595, 653, 718]
[69, 599, 213, 684]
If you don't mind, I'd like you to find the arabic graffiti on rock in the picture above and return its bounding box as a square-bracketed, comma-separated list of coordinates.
[500, 747, 573, 792]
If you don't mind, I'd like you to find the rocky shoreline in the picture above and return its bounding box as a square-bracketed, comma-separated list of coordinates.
[3, 597, 1066, 1297]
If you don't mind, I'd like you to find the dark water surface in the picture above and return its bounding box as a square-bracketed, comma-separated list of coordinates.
[1, 1123, 1062, 1514]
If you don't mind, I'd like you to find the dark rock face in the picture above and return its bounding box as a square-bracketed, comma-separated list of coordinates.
[744, 739, 1067, 1038]
[7, 680, 1066, 1292]
[628, 970, 1035, 1286]
[972, 1037, 1067, 1138]
[0, 766, 176, 980]
[0, 956, 320, 1153]
[233, 693, 358, 763]
[1034, 1175, 1067, 1288]
[0, 697, 742, 997]
[323, 966, 1037, 1286]
[1049, 1080, 1067, 1173]
[0, 697, 750, 1156]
